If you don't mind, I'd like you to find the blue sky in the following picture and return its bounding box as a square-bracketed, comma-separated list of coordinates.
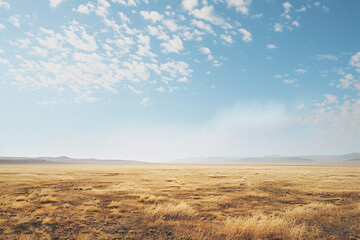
[0, 0, 359, 161]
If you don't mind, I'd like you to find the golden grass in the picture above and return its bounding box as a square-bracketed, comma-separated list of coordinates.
[41, 217, 54, 225]
[223, 214, 306, 239]
[0, 164, 359, 239]
[145, 202, 197, 220]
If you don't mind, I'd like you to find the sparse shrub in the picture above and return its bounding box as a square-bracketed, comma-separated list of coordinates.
[15, 195, 27, 201]
[39, 195, 57, 203]
[138, 194, 166, 203]
[107, 201, 123, 208]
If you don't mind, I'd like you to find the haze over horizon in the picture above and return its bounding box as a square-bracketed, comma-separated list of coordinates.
[1, 0, 359, 161]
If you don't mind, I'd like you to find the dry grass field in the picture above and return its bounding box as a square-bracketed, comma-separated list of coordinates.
[0, 164, 359, 239]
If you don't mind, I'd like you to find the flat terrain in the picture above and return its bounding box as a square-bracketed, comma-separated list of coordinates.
[0, 164, 359, 239]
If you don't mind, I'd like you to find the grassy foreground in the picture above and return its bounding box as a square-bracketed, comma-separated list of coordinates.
[0, 164, 359, 239]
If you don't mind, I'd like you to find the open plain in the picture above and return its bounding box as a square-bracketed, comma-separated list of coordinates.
[0, 164, 359, 239]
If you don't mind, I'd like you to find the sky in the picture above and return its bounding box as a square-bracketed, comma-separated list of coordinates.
[0, 0, 359, 161]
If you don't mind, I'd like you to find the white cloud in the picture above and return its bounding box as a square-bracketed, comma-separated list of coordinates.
[163, 19, 179, 32]
[226, 0, 252, 15]
[238, 28, 252, 42]
[140, 10, 163, 23]
[220, 34, 233, 44]
[191, 19, 214, 34]
[177, 76, 189, 83]
[161, 36, 184, 54]
[5, 13, 194, 102]
[324, 94, 337, 104]
[292, 21, 300, 27]
[282, 2, 292, 15]
[40, 27, 56, 35]
[0, 0, 10, 9]
[354, 83, 360, 91]
[314, 94, 338, 107]
[295, 68, 307, 73]
[160, 60, 192, 79]
[94, 0, 111, 17]
[140, 97, 150, 106]
[64, 29, 98, 52]
[72, 52, 104, 63]
[136, 34, 156, 57]
[14, 39, 31, 48]
[297, 103, 305, 109]
[349, 51, 360, 72]
[30, 47, 49, 57]
[112, 0, 139, 7]
[0, 23, 5, 30]
[199, 47, 211, 55]
[147, 25, 166, 38]
[0, 56, 9, 65]
[7, 15, 20, 28]
[182, 0, 198, 11]
[284, 78, 299, 87]
[284, 79, 296, 84]
[191, 5, 225, 26]
[251, 13, 262, 19]
[295, 6, 306, 12]
[298, 99, 360, 152]
[1, 0, 262, 106]
[137, 35, 149, 46]
[337, 74, 354, 89]
[37, 99, 66, 107]
[337, 68, 346, 75]
[49, 0, 66, 8]
[74, 93, 98, 103]
[73, 3, 94, 14]
[127, 85, 143, 94]
[199, 47, 213, 60]
[322, 6, 329, 12]
[118, 12, 130, 23]
[106, 36, 135, 55]
[10, 51, 150, 98]
[156, 86, 165, 92]
[122, 61, 151, 82]
[266, 44, 277, 49]
[315, 54, 338, 60]
[274, 23, 283, 32]
[37, 27, 64, 49]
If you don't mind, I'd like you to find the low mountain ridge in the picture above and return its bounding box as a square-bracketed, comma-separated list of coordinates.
[1, 153, 359, 164]
[175, 153, 360, 164]
[0, 156, 148, 164]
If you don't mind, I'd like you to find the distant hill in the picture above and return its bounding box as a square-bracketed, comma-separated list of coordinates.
[175, 153, 360, 164]
[0, 156, 149, 164]
[1, 153, 360, 164]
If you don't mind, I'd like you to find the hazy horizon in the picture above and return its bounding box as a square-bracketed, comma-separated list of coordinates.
[1, 152, 360, 164]
[1, 0, 359, 161]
